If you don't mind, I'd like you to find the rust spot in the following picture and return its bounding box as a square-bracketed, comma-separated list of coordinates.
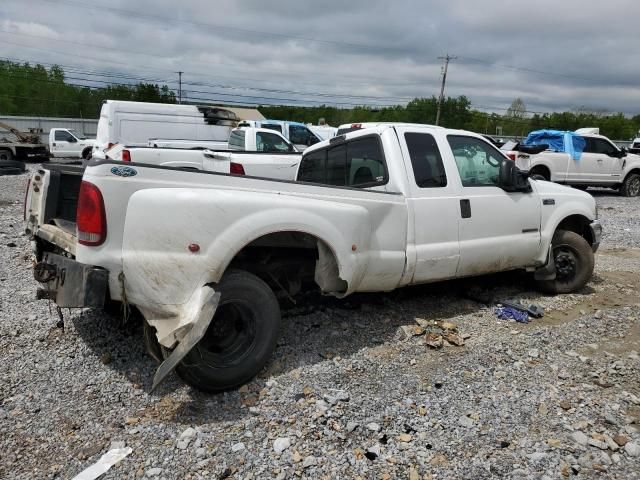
[351, 244, 357, 252]
[188, 243, 200, 253]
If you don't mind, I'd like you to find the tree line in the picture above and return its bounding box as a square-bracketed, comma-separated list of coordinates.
[1, 61, 639, 140]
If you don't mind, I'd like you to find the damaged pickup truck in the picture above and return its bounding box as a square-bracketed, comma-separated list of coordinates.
[24, 124, 601, 392]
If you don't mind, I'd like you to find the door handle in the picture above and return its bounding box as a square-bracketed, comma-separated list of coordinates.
[460, 199, 471, 218]
[597, 158, 603, 163]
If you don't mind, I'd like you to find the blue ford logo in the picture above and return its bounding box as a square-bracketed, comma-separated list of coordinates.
[111, 166, 138, 177]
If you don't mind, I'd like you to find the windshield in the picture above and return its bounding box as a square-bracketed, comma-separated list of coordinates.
[68, 129, 86, 140]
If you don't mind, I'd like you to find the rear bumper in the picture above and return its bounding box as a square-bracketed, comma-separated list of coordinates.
[590, 220, 602, 252]
[33, 252, 108, 308]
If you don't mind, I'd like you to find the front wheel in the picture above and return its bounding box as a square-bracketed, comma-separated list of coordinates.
[535, 230, 594, 294]
[167, 269, 281, 392]
[0, 149, 14, 161]
[620, 173, 640, 197]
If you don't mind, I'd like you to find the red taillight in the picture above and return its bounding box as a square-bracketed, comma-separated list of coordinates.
[77, 181, 107, 246]
[122, 149, 131, 162]
[230, 162, 245, 175]
[506, 152, 516, 161]
[352, 123, 362, 129]
[23, 177, 30, 221]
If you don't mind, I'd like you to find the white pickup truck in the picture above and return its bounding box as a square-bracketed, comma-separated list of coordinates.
[504, 128, 640, 196]
[111, 127, 301, 180]
[25, 123, 601, 392]
[49, 128, 98, 159]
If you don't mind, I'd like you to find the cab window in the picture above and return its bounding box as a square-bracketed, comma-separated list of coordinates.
[290, 125, 320, 146]
[584, 137, 618, 156]
[447, 135, 504, 187]
[228, 130, 245, 149]
[404, 132, 447, 188]
[256, 132, 292, 152]
[55, 130, 75, 142]
[297, 136, 387, 187]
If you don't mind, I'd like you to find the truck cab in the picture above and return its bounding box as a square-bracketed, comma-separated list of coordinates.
[49, 128, 97, 159]
[237, 120, 321, 151]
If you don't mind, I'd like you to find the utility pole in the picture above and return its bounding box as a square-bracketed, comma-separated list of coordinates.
[435, 54, 456, 126]
[177, 71, 183, 104]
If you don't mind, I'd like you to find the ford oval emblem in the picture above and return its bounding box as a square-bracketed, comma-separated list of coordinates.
[110, 166, 138, 177]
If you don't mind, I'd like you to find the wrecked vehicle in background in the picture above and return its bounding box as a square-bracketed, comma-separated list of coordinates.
[24, 123, 601, 392]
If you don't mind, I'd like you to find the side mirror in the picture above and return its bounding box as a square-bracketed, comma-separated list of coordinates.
[68, 136, 78, 143]
[620, 147, 628, 157]
[499, 159, 531, 193]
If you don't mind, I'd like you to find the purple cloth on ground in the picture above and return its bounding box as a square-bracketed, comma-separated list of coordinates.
[495, 306, 529, 323]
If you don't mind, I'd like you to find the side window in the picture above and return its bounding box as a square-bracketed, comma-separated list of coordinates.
[326, 144, 347, 186]
[447, 135, 503, 187]
[228, 130, 245, 149]
[290, 125, 319, 146]
[404, 133, 447, 188]
[591, 138, 618, 156]
[347, 137, 386, 186]
[256, 132, 291, 152]
[55, 130, 73, 141]
[297, 149, 325, 183]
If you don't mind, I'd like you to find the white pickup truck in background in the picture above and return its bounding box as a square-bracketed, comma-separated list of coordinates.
[110, 127, 301, 179]
[503, 128, 640, 196]
[49, 128, 98, 159]
[25, 123, 601, 393]
[237, 120, 321, 151]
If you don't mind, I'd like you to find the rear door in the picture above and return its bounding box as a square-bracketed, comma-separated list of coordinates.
[445, 134, 541, 276]
[395, 127, 460, 282]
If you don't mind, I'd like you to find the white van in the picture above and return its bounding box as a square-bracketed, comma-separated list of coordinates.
[93, 100, 239, 159]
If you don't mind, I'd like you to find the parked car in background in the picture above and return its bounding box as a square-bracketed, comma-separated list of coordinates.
[108, 127, 301, 180]
[502, 128, 640, 196]
[25, 123, 600, 392]
[93, 100, 239, 159]
[630, 136, 640, 155]
[237, 120, 321, 151]
[49, 128, 97, 159]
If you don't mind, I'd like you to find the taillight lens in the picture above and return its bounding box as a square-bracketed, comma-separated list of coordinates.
[23, 177, 30, 221]
[77, 181, 107, 246]
[122, 149, 131, 162]
[352, 123, 362, 129]
[230, 162, 245, 175]
[506, 152, 516, 161]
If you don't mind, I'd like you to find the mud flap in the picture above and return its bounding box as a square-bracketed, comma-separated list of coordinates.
[534, 245, 556, 281]
[150, 290, 221, 392]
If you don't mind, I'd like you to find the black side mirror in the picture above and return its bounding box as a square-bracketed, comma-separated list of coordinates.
[620, 147, 628, 157]
[499, 159, 531, 192]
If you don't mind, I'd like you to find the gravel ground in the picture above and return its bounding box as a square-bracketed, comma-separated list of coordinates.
[1, 167, 639, 479]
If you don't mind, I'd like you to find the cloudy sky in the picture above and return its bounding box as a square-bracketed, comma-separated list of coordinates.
[1, 0, 639, 117]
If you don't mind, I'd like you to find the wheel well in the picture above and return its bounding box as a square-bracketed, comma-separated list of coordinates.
[530, 165, 550, 180]
[227, 231, 347, 296]
[556, 215, 593, 245]
[81, 147, 92, 157]
[623, 168, 640, 182]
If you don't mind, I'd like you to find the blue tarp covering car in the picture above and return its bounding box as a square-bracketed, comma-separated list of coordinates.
[523, 130, 586, 160]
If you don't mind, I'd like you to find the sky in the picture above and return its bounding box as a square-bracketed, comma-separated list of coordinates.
[0, 0, 639, 117]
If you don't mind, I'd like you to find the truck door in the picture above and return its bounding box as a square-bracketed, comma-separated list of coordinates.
[52, 129, 77, 157]
[396, 128, 460, 283]
[445, 134, 541, 276]
[567, 137, 610, 184]
[586, 137, 623, 182]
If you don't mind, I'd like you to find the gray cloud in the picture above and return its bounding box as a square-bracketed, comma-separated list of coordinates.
[0, 0, 638, 115]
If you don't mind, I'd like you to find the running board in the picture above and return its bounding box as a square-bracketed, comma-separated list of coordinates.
[151, 290, 221, 392]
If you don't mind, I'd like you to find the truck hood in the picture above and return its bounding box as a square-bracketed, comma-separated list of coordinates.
[531, 179, 596, 215]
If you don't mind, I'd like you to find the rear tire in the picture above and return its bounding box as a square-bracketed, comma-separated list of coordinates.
[0, 149, 14, 161]
[167, 269, 281, 392]
[536, 230, 594, 294]
[620, 173, 640, 197]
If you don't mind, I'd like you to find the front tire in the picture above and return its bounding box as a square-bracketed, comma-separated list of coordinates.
[169, 269, 281, 392]
[620, 173, 640, 197]
[536, 230, 594, 294]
